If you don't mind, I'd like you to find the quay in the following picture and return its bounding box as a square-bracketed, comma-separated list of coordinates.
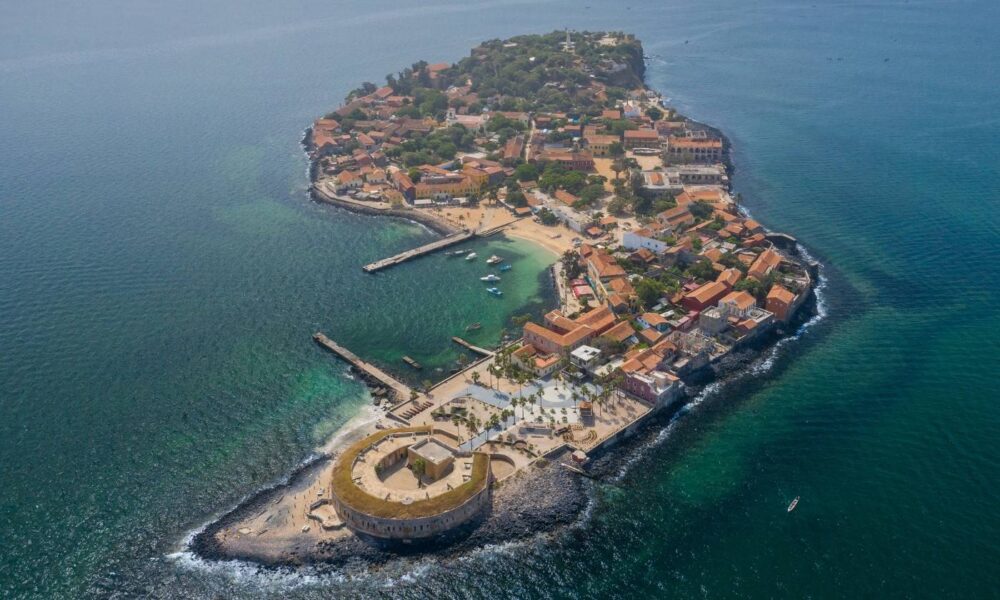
[451, 336, 495, 357]
[362, 231, 475, 273]
[313, 333, 412, 402]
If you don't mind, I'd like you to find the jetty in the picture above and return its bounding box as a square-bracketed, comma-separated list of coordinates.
[451, 336, 495, 357]
[362, 231, 475, 273]
[313, 333, 412, 402]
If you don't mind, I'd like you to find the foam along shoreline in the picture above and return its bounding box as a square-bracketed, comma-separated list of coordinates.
[183, 276, 821, 572]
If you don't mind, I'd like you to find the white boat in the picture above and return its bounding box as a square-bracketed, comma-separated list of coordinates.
[486, 287, 503, 296]
[480, 274, 501, 282]
[486, 254, 503, 265]
[787, 496, 800, 512]
[465, 252, 477, 261]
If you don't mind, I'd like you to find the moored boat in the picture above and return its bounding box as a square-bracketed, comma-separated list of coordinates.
[480, 274, 501, 282]
[486, 287, 503, 296]
[499, 264, 512, 272]
[402, 355, 422, 370]
[465, 252, 477, 261]
[465, 322, 482, 331]
[486, 254, 503, 265]
[787, 496, 800, 512]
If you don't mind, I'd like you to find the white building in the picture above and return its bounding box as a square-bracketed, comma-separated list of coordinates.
[622, 227, 669, 253]
[570, 345, 602, 372]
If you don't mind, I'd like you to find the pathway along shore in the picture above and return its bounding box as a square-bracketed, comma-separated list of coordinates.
[311, 181, 460, 236]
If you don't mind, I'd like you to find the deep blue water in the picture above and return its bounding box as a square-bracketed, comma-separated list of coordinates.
[1, 0, 998, 598]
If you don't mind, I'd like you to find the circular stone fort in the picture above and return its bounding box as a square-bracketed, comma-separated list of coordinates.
[329, 426, 493, 540]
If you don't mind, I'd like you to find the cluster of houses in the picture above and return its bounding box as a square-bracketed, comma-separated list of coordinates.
[510, 188, 812, 407]
[307, 35, 813, 412]
[307, 76, 524, 205]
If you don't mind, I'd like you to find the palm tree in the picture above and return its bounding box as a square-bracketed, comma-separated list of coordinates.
[611, 158, 625, 182]
[471, 370, 481, 387]
[452, 415, 462, 441]
[465, 415, 479, 443]
[485, 414, 500, 442]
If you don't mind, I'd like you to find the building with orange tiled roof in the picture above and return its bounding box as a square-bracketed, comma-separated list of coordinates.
[554, 189, 580, 205]
[623, 128, 661, 149]
[656, 205, 695, 230]
[534, 150, 594, 172]
[675, 188, 726, 206]
[748, 248, 782, 280]
[719, 291, 757, 318]
[511, 344, 561, 377]
[681, 280, 729, 312]
[521, 306, 620, 358]
[666, 136, 723, 163]
[584, 134, 620, 156]
[716, 268, 743, 288]
[601, 320, 638, 345]
[766, 284, 798, 322]
[638, 312, 671, 332]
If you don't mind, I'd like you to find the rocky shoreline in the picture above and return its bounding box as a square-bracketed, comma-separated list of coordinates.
[188, 277, 820, 571]
[310, 181, 461, 237]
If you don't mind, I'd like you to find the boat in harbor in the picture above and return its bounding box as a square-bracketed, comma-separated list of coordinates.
[486, 287, 503, 296]
[480, 274, 501, 282]
[499, 264, 512, 272]
[486, 255, 503, 265]
[465, 322, 482, 332]
[402, 355, 422, 370]
[465, 252, 477, 261]
[448, 249, 468, 257]
[787, 496, 800, 512]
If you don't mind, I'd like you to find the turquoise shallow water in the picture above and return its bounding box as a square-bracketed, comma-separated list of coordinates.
[1, 0, 999, 597]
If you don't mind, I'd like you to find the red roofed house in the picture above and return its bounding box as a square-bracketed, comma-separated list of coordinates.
[719, 291, 757, 318]
[748, 248, 782, 280]
[585, 249, 628, 301]
[766, 284, 798, 322]
[666, 136, 723, 163]
[682, 281, 729, 312]
[520, 306, 616, 358]
[554, 189, 580, 205]
[623, 128, 661, 150]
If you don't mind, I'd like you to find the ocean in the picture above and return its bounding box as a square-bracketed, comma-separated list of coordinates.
[1, 0, 998, 597]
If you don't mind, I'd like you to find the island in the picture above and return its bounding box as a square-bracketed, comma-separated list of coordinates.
[192, 31, 818, 568]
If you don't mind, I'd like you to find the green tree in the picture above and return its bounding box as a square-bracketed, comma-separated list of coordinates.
[514, 163, 539, 181]
[689, 200, 713, 220]
[687, 259, 716, 281]
[561, 250, 583, 279]
[411, 458, 427, 480]
[636, 278, 665, 309]
[507, 189, 528, 207]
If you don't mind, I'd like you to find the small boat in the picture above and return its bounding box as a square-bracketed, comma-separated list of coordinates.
[465, 322, 482, 332]
[486, 287, 503, 296]
[480, 274, 501, 282]
[465, 252, 477, 261]
[486, 255, 503, 265]
[499, 264, 512, 272]
[402, 356, 422, 370]
[787, 496, 800, 512]
[448, 249, 467, 257]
